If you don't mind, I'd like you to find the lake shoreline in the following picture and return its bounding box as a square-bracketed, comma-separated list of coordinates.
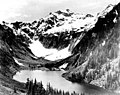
[13, 69, 118, 95]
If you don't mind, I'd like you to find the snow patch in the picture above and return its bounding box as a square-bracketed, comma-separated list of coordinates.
[13, 57, 24, 66]
[29, 40, 57, 57]
[9, 48, 12, 51]
[59, 63, 68, 69]
[29, 40, 71, 61]
[102, 41, 105, 46]
[90, 52, 92, 56]
[113, 17, 117, 23]
[45, 45, 71, 61]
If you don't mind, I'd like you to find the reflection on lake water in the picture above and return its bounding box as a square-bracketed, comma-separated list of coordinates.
[13, 70, 114, 95]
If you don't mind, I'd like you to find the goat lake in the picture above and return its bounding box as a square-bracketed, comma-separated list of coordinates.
[13, 70, 115, 95]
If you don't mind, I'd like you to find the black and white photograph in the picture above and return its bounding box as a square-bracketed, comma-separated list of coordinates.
[0, 0, 120, 95]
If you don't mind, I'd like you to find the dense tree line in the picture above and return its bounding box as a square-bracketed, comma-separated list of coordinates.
[25, 78, 85, 95]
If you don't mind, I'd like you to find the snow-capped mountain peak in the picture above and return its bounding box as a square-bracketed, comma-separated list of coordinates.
[1, 3, 119, 61]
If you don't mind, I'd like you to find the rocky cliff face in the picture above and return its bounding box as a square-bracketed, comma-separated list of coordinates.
[0, 25, 19, 77]
[0, 2, 120, 91]
[62, 3, 120, 90]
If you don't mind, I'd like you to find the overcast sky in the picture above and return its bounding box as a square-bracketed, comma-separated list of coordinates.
[0, 0, 119, 22]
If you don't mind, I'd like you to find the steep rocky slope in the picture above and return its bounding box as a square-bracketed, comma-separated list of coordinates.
[0, 25, 26, 95]
[0, 24, 19, 77]
[62, 3, 120, 91]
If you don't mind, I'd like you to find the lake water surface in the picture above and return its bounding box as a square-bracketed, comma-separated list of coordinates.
[13, 70, 114, 95]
